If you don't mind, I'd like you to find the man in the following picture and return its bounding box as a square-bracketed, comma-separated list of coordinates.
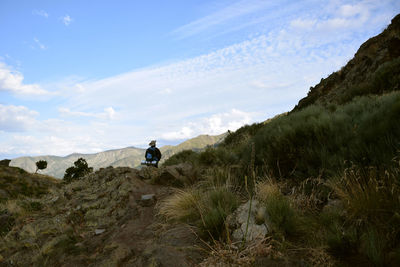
[145, 140, 162, 167]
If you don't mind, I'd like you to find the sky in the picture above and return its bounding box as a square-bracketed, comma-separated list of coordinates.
[1, 0, 399, 159]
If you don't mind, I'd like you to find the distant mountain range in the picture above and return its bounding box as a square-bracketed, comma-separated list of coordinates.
[10, 133, 227, 178]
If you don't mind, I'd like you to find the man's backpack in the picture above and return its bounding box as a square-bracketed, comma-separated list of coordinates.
[145, 147, 156, 161]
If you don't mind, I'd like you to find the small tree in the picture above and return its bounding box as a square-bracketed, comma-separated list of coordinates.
[35, 160, 47, 173]
[63, 158, 93, 183]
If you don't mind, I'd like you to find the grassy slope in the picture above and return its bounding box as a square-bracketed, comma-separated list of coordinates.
[0, 166, 60, 203]
[159, 14, 400, 266]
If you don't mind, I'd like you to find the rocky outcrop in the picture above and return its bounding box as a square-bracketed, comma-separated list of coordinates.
[139, 163, 197, 187]
[0, 166, 205, 266]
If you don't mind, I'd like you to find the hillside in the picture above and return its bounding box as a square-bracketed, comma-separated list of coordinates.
[0, 166, 60, 203]
[157, 14, 400, 266]
[1, 13, 400, 267]
[293, 14, 400, 111]
[10, 133, 226, 178]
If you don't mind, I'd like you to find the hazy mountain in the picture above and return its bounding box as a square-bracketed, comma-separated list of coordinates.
[10, 133, 226, 178]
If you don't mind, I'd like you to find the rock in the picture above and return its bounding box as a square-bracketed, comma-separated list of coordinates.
[153, 166, 186, 187]
[95, 229, 106, 235]
[140, 194, 156, 207]
[138, 166, 160, 180]
[227, 199, 269, 242]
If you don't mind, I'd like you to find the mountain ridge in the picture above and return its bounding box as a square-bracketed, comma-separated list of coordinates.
[10, 133, 227, 178]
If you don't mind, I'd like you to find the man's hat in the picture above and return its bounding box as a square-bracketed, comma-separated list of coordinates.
[149, 140, 156, 146]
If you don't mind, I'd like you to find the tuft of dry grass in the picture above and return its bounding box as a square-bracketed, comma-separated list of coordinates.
[157, 188, 203, 222]
[255, 178, 280, 203]
[328, 165, 400, 225]
[328, 163, 400, 265]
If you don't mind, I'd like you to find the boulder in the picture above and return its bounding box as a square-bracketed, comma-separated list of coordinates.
[226, 199, 269, 242]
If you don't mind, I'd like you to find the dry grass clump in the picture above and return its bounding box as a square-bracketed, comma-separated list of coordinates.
[327, 162, 400, 265]
[157, 176, 239, 240]
[157, 188, 203, 222]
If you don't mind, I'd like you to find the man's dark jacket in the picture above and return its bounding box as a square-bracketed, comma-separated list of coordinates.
[145, 146, 161, 161]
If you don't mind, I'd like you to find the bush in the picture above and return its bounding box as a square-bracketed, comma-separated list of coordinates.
[35, 160, 47, 173]
[243, 92, 400, 180]
[257, 180, 299, 236]
[222, 122, 264, 148]
[162, 150, 198, 166]
[200, 187, 239, 239]
[63, 158, 93, 183]
[198, 147, 237, 167]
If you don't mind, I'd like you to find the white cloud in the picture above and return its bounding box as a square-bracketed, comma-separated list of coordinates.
[58, 107, 117, 120]
[32, 9, 48, 18]
[161, 109, 253, 140]
[33, 37, 47, 50]
[61, 15, 73, 26]
[0, 62, 50, 95]
[2, 0, 399, 158]
[171, 0, 275, 39]
[0, 104, 39, 132]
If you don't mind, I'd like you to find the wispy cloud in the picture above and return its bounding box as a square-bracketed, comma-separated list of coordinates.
[0, 62, 50, 95]
[0, 104, 39, 132]
[2, 0, 399, 157]
[32, 9, 48, 18]
[61, 15, 73, 26]
[33, 37, 47, 50]
[58, 107, 116, 120]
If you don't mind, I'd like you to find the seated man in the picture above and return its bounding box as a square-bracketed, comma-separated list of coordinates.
[144, 140, 162, 167]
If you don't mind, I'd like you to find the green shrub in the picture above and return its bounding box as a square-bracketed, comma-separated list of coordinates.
[257, 180, 299, 236]
[242, 92, 400, 180]
[35, 160, 47, 173]
[222, 122, 264, 148]
[162, 150, 199, 166]
[198, 147, 237, 167]
[63, 158, 93, 183]
[200, 187, 239, 239]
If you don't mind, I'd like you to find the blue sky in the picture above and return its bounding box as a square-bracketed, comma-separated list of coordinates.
[1, 0, 399, 158]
